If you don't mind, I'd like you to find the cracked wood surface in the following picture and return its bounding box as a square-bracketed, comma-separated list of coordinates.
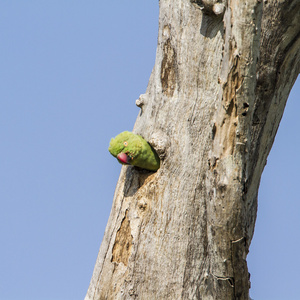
[85, 0, 300, 299]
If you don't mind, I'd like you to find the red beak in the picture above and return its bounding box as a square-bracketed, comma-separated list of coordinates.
[117, 153, 130, 164]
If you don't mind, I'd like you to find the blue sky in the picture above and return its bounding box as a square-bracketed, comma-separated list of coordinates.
[0, 2, 299, 300]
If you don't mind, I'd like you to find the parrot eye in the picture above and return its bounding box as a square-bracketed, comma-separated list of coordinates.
[123, 141, 128, 147]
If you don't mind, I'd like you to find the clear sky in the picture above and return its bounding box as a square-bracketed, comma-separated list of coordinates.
[0, 2, 299, 300]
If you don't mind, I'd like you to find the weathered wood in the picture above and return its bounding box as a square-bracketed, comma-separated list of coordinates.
[86, 1, 300, 299]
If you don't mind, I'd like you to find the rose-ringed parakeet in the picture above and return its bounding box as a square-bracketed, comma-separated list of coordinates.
[108, 131, 160, 171]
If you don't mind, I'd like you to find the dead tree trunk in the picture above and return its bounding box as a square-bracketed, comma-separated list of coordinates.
[86, 1, 299, 299]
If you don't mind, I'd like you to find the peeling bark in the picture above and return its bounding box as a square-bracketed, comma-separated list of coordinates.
[86, 0, 300, 299]
[111, 210, 133, 266]
[161, 38, 178, 97]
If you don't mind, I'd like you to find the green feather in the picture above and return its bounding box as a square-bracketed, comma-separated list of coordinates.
[108, 131, 160, 171]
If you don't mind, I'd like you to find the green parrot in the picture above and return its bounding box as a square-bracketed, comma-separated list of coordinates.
[108, 131, 160, 171]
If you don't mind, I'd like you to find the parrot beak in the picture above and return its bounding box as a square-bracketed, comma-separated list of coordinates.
[117, 153, 130, 165]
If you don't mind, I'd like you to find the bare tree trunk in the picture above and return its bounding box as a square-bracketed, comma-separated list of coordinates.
[86, 1, 299, 299]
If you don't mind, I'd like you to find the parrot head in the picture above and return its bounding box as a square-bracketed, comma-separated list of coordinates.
[108, 131, 160, 171]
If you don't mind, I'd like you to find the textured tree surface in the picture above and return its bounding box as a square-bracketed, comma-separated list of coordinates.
[86, 1, 299, 299]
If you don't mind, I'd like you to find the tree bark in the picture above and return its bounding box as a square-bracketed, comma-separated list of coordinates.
[86, 1, 299, 299]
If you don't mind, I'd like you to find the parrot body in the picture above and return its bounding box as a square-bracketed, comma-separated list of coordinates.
[108, 131, 160, 171]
